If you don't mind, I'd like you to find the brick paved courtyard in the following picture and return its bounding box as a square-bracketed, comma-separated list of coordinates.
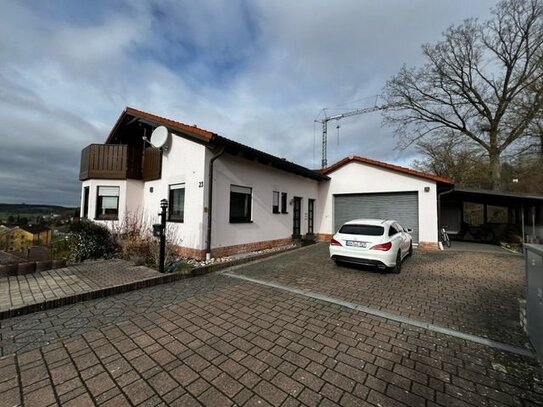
[0, 244, 541, 406]
[0, 260, 160, 315]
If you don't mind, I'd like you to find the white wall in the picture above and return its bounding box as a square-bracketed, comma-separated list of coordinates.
[141, 135, 207, 250]
[80, 179, 140, 230]
[317, 162, 439, 243]
[210, 154, 320, 248]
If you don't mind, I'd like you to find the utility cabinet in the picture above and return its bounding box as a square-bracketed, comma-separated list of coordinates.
[525, 244, 543, 360]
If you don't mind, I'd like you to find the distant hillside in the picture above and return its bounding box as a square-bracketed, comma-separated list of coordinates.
[0, 203, 77, 214]
[0, 203, 79, 223]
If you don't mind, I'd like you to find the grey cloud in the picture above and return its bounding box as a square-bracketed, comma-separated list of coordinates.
[0, 0, 498, 206]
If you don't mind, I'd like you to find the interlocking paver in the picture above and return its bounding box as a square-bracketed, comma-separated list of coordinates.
[0, 244, 540, 406]
[0, 259, 160, 315]
[230, 243, 528, 347]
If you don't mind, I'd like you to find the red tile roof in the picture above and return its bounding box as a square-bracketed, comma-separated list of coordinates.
[321, 155, 453, 185]
[106, 107, 216, 143]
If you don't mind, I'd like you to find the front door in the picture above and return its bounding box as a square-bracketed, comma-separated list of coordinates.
[307, 199, 315, 236]
[293, 197, 302, 238]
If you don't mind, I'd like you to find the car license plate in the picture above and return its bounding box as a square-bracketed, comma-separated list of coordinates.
[346, 240, 366, 248]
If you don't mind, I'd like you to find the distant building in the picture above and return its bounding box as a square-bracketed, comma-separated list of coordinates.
[0, 225, 51, 252]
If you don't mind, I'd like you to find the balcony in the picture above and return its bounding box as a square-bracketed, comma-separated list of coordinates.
[79, 144, 161, 181]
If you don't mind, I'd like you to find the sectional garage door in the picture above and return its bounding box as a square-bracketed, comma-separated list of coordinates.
[334, 192, 419, 242]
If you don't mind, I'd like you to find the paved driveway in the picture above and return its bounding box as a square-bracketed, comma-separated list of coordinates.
[0, 244, 541, 407]
[229, 243, 528, 348]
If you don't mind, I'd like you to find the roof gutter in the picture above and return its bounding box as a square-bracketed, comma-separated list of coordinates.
[205, 145, 226, 259]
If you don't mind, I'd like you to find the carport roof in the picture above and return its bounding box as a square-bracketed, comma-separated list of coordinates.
[442, 187, 543, 208]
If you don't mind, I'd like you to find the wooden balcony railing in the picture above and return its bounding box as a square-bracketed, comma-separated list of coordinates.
[79, 144, 161, 181]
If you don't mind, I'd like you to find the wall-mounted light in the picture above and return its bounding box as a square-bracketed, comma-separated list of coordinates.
[424, 187, 430, 192]
[289, 198, 294, 206]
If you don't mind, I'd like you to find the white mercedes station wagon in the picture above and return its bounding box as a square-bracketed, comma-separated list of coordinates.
[329, 219, 413, 273]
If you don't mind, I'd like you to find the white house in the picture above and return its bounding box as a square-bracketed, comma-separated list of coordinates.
[79, 107, 453, 259]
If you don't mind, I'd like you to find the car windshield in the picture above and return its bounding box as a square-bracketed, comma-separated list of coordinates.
[339, 224, 384, 236]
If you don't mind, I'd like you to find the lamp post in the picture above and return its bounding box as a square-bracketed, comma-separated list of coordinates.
[159, 199, 168, 273]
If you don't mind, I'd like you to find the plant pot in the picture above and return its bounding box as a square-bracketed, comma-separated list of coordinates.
[52, 258, 67, 269]
[35, 260, 53, 272]
[17, 262, 36, 275]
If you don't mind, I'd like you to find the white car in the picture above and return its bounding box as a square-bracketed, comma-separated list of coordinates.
[329, 219, 413, 273]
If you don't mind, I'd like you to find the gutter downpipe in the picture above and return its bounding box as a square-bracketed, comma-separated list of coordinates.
[206, 146, 225, 260]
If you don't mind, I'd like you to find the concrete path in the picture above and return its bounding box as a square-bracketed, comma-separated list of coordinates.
[0, 245, 541, 406]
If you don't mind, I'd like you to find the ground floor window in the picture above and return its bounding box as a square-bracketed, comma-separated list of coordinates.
[82, 186, 89, 218]
[272, 191, 280, 213]
[169, 183, 185, 222]
[230, 185, 252, 223]
[96, 186, 119, 220]
[281, 192, 288, 213]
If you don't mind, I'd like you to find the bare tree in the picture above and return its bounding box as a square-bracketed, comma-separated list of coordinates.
[383, 0, 543, 189]
[412, 134, 491, 188]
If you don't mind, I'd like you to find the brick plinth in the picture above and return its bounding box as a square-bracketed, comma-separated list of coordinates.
[211, 238, 293, 258]
[176, 246, 206, 260]
[316, 233, 332, 242]
[418, 241, 439, 250]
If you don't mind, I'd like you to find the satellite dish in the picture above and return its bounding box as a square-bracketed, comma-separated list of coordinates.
[150, 126, 170, 149]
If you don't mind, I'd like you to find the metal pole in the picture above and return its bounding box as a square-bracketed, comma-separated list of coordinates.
[532, 206, 536, 242]
[521, 204, 525, 244]
[159, 199, 168, 273]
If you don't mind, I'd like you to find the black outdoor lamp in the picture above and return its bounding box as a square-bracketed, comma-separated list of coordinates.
[154, 199, 168, 273]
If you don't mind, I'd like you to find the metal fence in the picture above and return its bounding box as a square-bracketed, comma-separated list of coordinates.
[525, 244, 543, 361]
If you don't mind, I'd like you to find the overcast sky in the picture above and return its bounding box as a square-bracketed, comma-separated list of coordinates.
[0, 0, 498, 206]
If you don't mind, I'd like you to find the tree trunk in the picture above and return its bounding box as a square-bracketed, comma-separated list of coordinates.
[489, 150, 501, 190]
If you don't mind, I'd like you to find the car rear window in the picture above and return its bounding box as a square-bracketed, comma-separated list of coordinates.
[339, 224, 384, 236]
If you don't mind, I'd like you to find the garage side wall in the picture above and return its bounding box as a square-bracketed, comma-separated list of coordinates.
[316, 162, 439, 247]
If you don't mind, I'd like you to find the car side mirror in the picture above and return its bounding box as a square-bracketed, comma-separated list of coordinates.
[406, 228, 413, 233]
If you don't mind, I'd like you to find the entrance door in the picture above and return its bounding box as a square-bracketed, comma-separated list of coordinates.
[293, 197, 302, 238]
[308, 199, 315, 235]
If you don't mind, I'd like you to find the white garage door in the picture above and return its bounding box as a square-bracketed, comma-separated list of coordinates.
[334, 192, 419, 242]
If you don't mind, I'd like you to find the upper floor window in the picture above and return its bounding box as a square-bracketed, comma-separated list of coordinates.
[96, 186, 119, 220]
[230, 185, 252, 223]
[169, 183, 185, 222]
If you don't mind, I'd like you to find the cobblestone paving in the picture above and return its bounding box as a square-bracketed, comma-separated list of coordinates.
[230, 243, 529, 348]
[0, 247, 541, 406]
[0, 260, 160, 313]
[0, 278, 542, 407]
[0, 275, 231, 356]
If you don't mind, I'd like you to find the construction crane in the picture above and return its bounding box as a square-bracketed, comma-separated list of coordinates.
[315, 105, 386, 168]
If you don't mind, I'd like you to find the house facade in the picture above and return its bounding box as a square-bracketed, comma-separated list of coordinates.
[79, 107, 452, 259]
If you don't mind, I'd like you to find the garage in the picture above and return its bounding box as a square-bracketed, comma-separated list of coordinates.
[334, 191, 420, 242]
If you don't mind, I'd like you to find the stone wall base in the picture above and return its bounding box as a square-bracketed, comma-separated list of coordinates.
[418, 241, 439, 250]
[316, 233, 332, 242]
[211, 238, 294, 259]
[176, 247, 206, 260]
[176, 237, 295, 260]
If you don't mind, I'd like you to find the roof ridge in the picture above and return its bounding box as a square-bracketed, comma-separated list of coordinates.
[322, 155, 453, 185]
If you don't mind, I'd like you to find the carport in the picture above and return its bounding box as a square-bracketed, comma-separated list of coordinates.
[439, 188, 543, 244]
